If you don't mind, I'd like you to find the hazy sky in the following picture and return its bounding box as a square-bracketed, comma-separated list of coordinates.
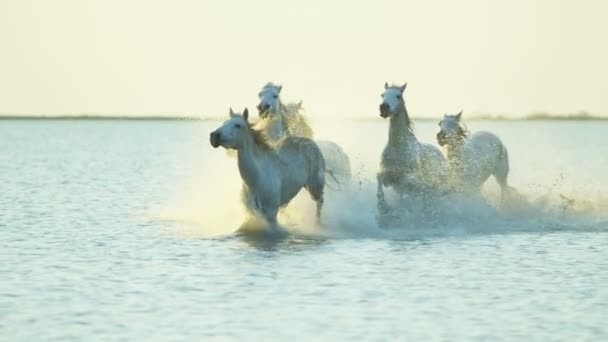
[1, 0, 607, 117]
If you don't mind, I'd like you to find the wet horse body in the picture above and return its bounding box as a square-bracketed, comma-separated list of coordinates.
[257, 82, 352, 185]
[210, 109, 325, 229]
[437, 112, 511, 199]
[377, 83, 448, 212]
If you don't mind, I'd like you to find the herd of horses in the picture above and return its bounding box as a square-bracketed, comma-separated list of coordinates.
[209, 82, 514, 232]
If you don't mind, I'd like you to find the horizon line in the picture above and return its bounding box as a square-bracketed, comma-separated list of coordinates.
[1, 112, 607, 121]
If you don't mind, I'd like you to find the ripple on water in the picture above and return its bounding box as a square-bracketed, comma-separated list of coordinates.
[1, 120, 608, 340]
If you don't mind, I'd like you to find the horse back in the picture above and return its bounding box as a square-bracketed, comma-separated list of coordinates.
[420, 142, 446, 162]
[279, 136, 325, 173]
[286, 115, 314, 139]
[277, 136, 325, 205]
[468, 131, 505, 161]
[457, 131, 508, 188]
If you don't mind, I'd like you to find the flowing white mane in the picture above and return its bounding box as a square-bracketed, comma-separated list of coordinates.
[248, 121, 273, 151]
[282, 101, 303, 117]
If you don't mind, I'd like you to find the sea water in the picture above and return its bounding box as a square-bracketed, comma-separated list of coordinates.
[1, 119, 607, 340]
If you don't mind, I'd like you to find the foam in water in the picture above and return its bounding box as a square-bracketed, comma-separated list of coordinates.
[153, 120, 608, 239]
[154, 162, 608, 240]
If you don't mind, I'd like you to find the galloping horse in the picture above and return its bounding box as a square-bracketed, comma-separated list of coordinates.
[210, 108, 326, 229]
[376, 82, 448, 213]
[257, 82, 352, 186]
[437, 111, 513, 201]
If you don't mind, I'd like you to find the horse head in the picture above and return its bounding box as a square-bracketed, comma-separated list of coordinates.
[210, 108, 250, 149]
[379, 82, 407, 118]
[437, 111, 468, 146]
[257, 82, 282, 118]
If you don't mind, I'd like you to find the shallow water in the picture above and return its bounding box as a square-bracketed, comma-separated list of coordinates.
[1, 119, 607, 340]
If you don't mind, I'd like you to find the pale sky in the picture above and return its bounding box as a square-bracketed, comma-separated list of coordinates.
[1, 0, 607, 118]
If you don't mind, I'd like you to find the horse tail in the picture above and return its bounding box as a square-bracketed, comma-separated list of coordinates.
[324, 168, 344, 191]
[494, 141, 519, 203]
[305, 140, 326, 204]
[495, 143, 510, 186]
[499, 143, 510, 177]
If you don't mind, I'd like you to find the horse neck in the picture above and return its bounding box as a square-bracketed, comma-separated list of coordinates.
[273, 101, 290, 133]
[388, 103, 417, 147]
[265, 115, 287, 142]
[236, 132, 270, 189]
[278, 100, 288, 115]
[446, 140, 466, 166]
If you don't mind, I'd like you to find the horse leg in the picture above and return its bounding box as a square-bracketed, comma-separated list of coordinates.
[306, 173, 325, 225]
[305, 188, 324, 225]
[401, 179, 424, 217]
[315, 197, 324, 224]
[263, 206, 279, 230]
[376, 172, 390, 214]
[494, 146, 511, 203]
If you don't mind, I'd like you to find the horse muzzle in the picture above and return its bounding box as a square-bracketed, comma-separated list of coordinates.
[436, 132, 447, 146]
[257, 104, 270, 118]
[209, 131, 221, 148]
[379, 103, 390, 118]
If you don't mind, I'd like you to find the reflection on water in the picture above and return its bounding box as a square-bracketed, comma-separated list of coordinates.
[1, 120, 607, 340]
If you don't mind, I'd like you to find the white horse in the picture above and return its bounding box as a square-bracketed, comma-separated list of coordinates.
[257, 83, 313, 140]
[209, 108, 325, 229]
[377, 82, 448, 213]
[436, 111, 513, 201]
[256, 82, 352, 186]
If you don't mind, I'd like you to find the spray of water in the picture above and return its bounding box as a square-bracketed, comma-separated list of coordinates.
[154, 162, 607, 240]
[153, 120, 608, 239]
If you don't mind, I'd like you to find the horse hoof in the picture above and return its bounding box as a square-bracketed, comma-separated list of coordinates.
[378, 202, 390, 215]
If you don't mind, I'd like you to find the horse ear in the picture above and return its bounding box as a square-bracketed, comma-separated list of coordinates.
[277, 85, 282, 93]
[384, 82, 389, 90]
[456, 110, 463, 120]
[400, 83, 407, 93]
[243, 108, 249, 121]
[229, 107, 235, 117]
[297, 100, 303, 108]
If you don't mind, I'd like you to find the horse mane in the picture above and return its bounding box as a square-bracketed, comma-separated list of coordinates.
[402, 106, 414, 132]
[441, 116, 469, 142]
[280, 101, 314, 139]
[457, 121, 470, 139]
[387, 85, 413, 132]
[248, 122, 273, 150]
[260, 83, 315, 139]
[283, 102, 302, 116]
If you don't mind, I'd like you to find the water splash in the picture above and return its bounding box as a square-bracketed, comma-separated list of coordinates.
[153, 120, 608, 239]
[149, 148, 246, 238]
[155, 163, 608, 240]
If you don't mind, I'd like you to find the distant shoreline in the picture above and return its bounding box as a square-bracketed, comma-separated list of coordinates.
[0, 115, 205, 121]
[1, 113, 606, 121]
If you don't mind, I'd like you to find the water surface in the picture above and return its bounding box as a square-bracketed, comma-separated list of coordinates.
[1, 119, 607, 340]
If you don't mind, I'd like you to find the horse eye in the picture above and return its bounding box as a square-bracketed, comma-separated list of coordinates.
[235, 124, 241, 128]
[396, 95, 401, 99]
[273, 95, 278, 99]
